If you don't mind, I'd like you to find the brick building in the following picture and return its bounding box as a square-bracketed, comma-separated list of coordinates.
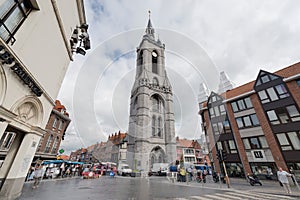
[176, 137, 208, 165]
[35, 100, 71, 160]
[199, 62, 300, 179]
[70, 132, 128, 165]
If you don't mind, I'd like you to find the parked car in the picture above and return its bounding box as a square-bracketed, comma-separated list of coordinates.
[150, 163, 169, 176]
[117, 163, 132, 176]
[82, 168, 98, 179]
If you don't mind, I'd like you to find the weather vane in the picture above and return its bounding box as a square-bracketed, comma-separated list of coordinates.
[148, 10, 151, 19]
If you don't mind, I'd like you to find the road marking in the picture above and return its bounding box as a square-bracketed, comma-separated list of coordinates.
[189, 196, 208, 200]
[215, 193, 243, 200]
[226, 191, 273, 199]
[233, 191, 295, 199]
[202, 194, 242, 200]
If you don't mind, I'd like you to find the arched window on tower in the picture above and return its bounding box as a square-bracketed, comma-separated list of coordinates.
[138, 50, 143, 75]
[152, 50, 158, 74]
[134, 96, 138, 110]
[152, 95, 159, 112]
[153, 77, 159, 86]
[158, 117, 162, 137]
[152, 116, 156, 136]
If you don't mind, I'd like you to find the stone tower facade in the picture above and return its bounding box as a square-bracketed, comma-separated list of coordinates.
[127, 16, 176, 172]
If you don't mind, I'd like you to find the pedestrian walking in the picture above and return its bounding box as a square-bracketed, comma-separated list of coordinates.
[32, 163, 44, 189]
[277, 167, 292, 194]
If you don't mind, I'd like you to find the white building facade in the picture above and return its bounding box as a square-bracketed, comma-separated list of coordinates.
[127, 17, 176, 173]
[0, 0, 89, 199]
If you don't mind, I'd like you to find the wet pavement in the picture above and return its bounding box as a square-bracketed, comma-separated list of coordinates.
[18, 176, 300, 200]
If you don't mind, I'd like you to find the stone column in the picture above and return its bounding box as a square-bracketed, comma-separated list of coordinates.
[0, 131, 41, 200]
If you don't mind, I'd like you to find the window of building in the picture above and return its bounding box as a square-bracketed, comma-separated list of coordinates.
[286, 105, 300, 122]
[152, 116, 156, 136]
[259, 136, 269, 148]
[152, 77, 159, 86]
[44, 135, 53, 153]
[184, 149, 194, 155]
[217, 141, 223, 150]
[277, 132, 300, 151]
[297, 79, 300, 87]
[0, 132, 16, 150]
[51, 136, 59, 154]
[219, 104, 226, 115]
[58, 121, 64, 130]
[250, 137, 261, 149]
[256, 72, 279, 86]
[223, 120, 231, 134]
[243, 138, 251, 150]
[258, 84, 290, 104]
[267, 105, 300, 125]
[151, 96, 160, 112]
[214, 106, 220, 117]
[258, 90, 270, 104]
[236, 114, 260, 129]
[266, 87, 279, 101]
[209, 108, 215, 118]
[228, 140, 237, 153]
[0, 0, 34, 44]
[157, 117, 162, 137]
[212, 123, 219, 135]
[231, 97, 253, 112]
[52, 118, 58, 128]
[185, 157, 195, 163]
[275, 84, 290, 98]
[243, 136, 268, 150]
[152, 51, 158, 74]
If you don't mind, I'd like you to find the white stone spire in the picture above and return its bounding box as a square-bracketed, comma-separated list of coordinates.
[198, 82, 210, 104]
[217, 71, 234, 94]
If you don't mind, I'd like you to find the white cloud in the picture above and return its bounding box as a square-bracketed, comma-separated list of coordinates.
[59, 0, 300, 153]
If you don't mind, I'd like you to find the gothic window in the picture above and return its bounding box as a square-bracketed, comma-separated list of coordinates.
[152, 95, 160, 112]
[138, 50, 143, 75]
[138, 50, 143, 66]
[0, 0, 34, 44]
[158, 117, 162, 137]
[153, 77, 159, 86]
[152, 51, 158, 74]
[152, 116, 156, 136]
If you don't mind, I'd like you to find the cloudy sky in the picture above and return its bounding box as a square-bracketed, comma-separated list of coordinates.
[58, 0, 300, 154]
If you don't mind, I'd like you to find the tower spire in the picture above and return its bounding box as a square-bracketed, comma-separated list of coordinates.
[145, 10, 155, 38]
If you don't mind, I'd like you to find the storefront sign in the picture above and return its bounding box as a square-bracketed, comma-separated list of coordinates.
[251, 150, 266, 161]
[0, 45, 43, 97]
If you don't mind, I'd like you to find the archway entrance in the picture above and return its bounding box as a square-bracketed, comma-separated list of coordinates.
[149, 146, 166, 169]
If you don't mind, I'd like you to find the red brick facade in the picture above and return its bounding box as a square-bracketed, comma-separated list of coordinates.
[199, 62, 300, 178]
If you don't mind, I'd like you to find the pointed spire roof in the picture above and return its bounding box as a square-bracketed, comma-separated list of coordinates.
[217, 71, 235, 94]
[145, 10, 155, 38]
[198, 83, 209, 103]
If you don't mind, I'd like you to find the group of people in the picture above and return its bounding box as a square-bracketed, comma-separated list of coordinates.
[26, 161, 85, 189]
[177, 165, 208, 182]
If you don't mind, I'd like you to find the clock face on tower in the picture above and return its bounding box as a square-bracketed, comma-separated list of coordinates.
[152, 51, 157, 57]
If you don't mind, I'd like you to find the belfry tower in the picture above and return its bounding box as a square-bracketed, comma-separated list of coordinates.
[126, 13, 176, 172]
